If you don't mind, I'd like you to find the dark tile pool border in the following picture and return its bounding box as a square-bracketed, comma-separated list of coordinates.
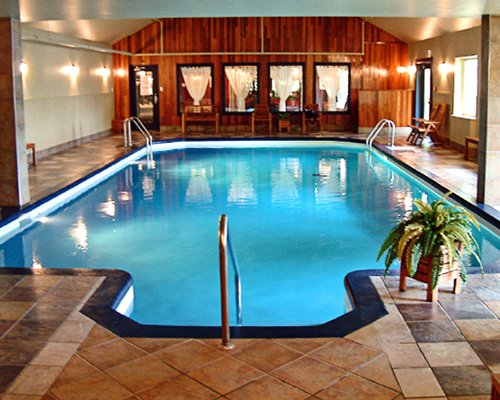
[373, 143, 500, 230]
[2, 137, 496, 228]
[1, 264, 497, 339]
[75, 262, 500, 338]
[0, 266, 389, 338]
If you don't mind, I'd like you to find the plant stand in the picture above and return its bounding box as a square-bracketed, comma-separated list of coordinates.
[399, 249, 462, 302]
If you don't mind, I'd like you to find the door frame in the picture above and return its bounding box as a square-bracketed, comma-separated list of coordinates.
[129, 64, 160, 130]
[414, 57, 433, 120]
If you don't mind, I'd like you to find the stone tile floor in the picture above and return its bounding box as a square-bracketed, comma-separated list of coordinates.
[0, 271, 498, 399]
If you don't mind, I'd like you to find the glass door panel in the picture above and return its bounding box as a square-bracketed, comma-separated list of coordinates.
[129, 65, 160, 130]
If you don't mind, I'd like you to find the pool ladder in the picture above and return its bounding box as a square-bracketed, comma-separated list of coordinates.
[366, 118, 396, 149]
[123, 117, 154, 168]
[218, 214, 243, 350]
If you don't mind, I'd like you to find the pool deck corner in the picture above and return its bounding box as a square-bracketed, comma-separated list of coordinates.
[0, 266, 498, 399]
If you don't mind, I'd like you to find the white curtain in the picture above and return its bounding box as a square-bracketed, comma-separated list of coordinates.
[316, 66, 340, 111]
[270, 66, 301, 112]
[225, 66, 256, 111]
[181, 66, 211, 106]
[336, 68, 349, 110]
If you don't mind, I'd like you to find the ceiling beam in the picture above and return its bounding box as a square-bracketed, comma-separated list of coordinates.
[19, 0, 497, 22]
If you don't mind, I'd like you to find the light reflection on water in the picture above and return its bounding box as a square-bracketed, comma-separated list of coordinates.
[0, 147, 498, 326]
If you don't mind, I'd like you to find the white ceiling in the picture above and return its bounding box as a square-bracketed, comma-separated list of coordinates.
[366, 17, 481, 43]
[16, 0, 495, 45]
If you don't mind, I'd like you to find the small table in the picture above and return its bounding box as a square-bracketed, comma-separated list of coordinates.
[278, 119, 291, 133]
[465, 136, 479, 160]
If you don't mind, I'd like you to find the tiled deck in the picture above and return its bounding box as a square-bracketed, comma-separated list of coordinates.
[0, 130, 498, 399]
[0, 270, 498, 399]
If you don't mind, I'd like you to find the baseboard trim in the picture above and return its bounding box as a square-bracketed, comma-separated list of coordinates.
[35, 129, 113, 160]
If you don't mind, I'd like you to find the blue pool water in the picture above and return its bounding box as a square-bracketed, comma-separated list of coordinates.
[0, 143, 498, 326]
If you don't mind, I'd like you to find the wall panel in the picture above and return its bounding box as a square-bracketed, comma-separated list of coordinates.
[359, 90, 413, 127]
[22, 39, 114, 152]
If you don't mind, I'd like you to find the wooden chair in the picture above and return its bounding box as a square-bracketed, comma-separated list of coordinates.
[408, 103, 448, 145]
[302, 104, 322, 132]
[251, 104, 272, 134]
[407, 104, 439, 143]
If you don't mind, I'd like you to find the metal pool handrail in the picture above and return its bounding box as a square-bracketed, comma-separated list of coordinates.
[123, 117, 154, 167]
[366, 118, 395, 149]
[218, 214, 243, 350]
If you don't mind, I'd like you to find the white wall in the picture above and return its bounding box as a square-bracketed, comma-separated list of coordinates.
[21, 34, 114, 152]
[409, 26, 481, 146]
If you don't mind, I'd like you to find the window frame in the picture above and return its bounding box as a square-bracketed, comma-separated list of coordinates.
[267, 62, 305, 114]
[453, 55, 479, 120]
[313, 62, 351, 114]
[176, 63, 215, 116]
[221, 63, 260, 115]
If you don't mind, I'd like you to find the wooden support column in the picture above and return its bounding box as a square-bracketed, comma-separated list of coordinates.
[0, 15, 30, 214]
[477, 15, 500, 207]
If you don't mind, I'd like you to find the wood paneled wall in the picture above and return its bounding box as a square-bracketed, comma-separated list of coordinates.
[359, 90, 413, 127]
[113, 17, 410, 129]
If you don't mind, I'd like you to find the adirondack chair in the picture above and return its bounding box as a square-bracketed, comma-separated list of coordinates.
[407, 104, 448, 145]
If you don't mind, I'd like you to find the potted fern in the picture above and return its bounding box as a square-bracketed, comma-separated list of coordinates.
[377, 193, 483, 301]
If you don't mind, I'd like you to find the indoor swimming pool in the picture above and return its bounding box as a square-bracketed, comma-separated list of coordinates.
[0, 141, 498, 327]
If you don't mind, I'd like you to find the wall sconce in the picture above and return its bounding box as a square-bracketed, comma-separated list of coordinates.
[407, 65, 417, 74]
[115, 68, 126, 77]
[66, 63, 80, 77]
[438, 61, 454, 74]
[99, 65, 111, 77]
[19, 60, 28, 74]
[397, 65, 416, 74]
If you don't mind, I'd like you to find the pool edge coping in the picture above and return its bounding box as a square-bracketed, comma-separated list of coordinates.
[0, 266, 389, 338]
[2, 137, 498, 231]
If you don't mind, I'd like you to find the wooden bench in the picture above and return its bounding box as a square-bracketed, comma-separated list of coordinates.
[465, 136, 479, 160]
[181, 105, 219, 134]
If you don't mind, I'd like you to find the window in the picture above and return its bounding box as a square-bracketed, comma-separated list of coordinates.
[453, 56, 478, 119]
[313, 63, 350, 112]
[223, 64, 259, 113]
[268, 63, 304, 113]
[177, 64, 214, 114]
